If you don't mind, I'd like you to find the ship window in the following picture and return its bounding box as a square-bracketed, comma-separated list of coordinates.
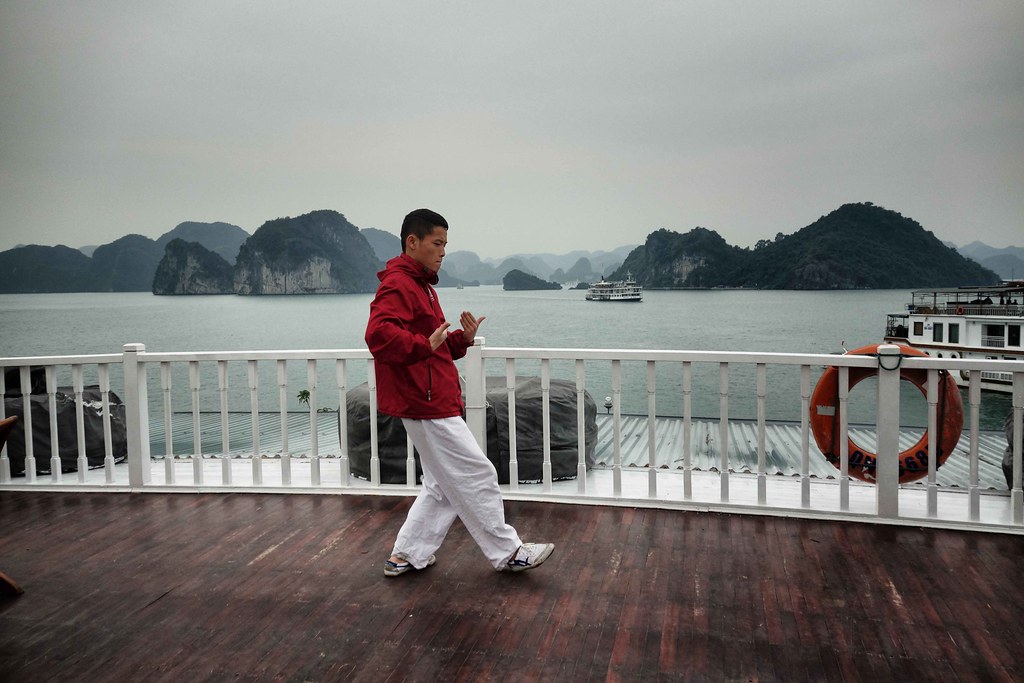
[948, 324, 959, 344]
[932, 323, 944, 343]
[983, 324, 1005, 348]
[1009, 325, 1021, 347]
[913, 321, 924, 336]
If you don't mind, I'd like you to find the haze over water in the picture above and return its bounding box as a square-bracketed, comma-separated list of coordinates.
[0, 289, 1012, 429]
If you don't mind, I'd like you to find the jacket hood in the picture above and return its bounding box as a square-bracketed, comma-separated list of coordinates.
[379, 253, 439, 285]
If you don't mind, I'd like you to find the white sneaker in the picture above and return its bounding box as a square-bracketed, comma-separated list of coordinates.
[384, 554, 435, 578]
[505, 543, 555, 572]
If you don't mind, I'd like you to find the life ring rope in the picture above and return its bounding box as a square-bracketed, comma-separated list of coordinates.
[809, 343, 963, 484]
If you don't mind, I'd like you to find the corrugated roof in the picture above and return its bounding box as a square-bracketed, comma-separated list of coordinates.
[590, 415, 1008, 490]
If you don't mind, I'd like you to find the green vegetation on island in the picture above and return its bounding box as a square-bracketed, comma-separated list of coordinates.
[0, 221, 248, 293]
[612, 203, 1000, 289]
[502, 269, 562, 291]
[152, 239, 235, 295]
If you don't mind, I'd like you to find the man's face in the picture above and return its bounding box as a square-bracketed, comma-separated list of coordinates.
[407, 226, 447, 273]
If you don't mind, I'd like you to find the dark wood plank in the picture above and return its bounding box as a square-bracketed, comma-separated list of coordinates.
[0, 490, 1022, 681]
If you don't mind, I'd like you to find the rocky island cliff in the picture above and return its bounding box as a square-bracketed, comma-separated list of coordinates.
[233, 210, 381, 295]
[152, 239, 235, 295]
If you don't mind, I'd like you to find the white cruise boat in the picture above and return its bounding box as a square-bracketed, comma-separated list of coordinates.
[585, 274, 643, 302]
[884, 281, 1023, 393]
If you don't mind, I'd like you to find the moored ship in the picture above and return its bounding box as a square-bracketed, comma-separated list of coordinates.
[884, 281, 1023, 393]
[585, 274, 643, 302]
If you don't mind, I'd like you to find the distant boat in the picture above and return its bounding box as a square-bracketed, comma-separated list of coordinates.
[585, 274, 642, 302]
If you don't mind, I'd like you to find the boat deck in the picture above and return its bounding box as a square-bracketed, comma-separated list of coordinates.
[1, 491, 1021, 681]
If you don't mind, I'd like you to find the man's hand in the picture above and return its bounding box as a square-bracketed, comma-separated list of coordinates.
[428, 322, 451, 350]
[459, 311, 486, 343]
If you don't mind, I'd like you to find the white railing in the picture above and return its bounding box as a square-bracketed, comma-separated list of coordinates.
[0, 352, 124, 484]
[1, 342, 1021, 535]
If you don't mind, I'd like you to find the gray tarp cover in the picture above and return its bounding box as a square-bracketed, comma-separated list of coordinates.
[343, 376, 597, 484]
[1003, 410, 1017, 489]
[3, 388, 127, 476]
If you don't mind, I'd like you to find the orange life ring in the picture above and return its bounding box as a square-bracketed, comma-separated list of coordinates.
[809, 343, 963, 484]
[955, 306, 964, 315]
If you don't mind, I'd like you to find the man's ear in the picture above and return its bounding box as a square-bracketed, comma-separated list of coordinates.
[405, 234, 417, 253]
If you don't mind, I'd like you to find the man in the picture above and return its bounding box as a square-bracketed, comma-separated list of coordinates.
[365, 208, 554, 577]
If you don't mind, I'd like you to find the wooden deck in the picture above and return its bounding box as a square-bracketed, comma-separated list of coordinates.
[0, 492, 1021, 682]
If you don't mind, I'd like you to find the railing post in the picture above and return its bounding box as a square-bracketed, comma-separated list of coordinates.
[161, 362, 174, 484]
[646, 361, 657, 499]
[45, 366, 61, 482]
[307, 359, 321, 486]
[719, 362, 730, 502]
[506, 358, 519, 490]
[838, 366, 850, 511]
[756, 363, 766, 505]
[189, 361, 203, 485]
[218, 361, 231, 485]
[800, 365, 810, 508]
[20, 366, 35, 482]
[968, 371, 982, 521]
[682, 361, 692, 500]
[611, 360, 622, 497]
[248, 360, 262, 486]
[464, 336, 487, 451]
[122, 343, 151, 487]
[575, 359, 587, 494]
[368, 359, 380, 486]
[336, 359, 350, 487]
[541, 358, 552, 491]
[1012, 372, 1023, 525]
[875, 344, 901, 518]
[926, 369, 939, 517]
[73, 365, 88, 483]
[0, 371, 8, 483]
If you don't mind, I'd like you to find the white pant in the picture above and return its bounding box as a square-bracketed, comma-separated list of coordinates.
[393, 417, 522, 569]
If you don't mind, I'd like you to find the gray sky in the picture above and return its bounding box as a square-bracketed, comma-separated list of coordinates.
[1, 2, 1022, 258]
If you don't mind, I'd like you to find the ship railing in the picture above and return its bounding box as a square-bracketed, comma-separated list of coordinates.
[1, 343, 1021, 535]
[911, 304, 1023, 317]
[981, 336, 1007, 348]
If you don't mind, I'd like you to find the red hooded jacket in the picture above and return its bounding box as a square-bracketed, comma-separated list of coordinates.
[364, 253, 472, 419]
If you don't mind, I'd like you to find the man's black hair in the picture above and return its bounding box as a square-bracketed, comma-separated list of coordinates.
[401, 208, 448, 246]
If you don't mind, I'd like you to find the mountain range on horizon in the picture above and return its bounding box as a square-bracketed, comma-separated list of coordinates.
[0, 203, 1018, 294]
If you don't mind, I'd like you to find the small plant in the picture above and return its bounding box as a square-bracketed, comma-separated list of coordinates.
[296, 389, 335, 412]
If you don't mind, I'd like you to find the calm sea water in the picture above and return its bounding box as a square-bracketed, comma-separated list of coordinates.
[0, 288, 1012, 429]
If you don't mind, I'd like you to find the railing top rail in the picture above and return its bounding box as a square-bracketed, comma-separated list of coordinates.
[138, 349, 373, 363]
[2, 346, 1020, 372]
[480, 347, 879, 366]
[899, 356, 1024, 371]
[0, 353, 123, 366]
